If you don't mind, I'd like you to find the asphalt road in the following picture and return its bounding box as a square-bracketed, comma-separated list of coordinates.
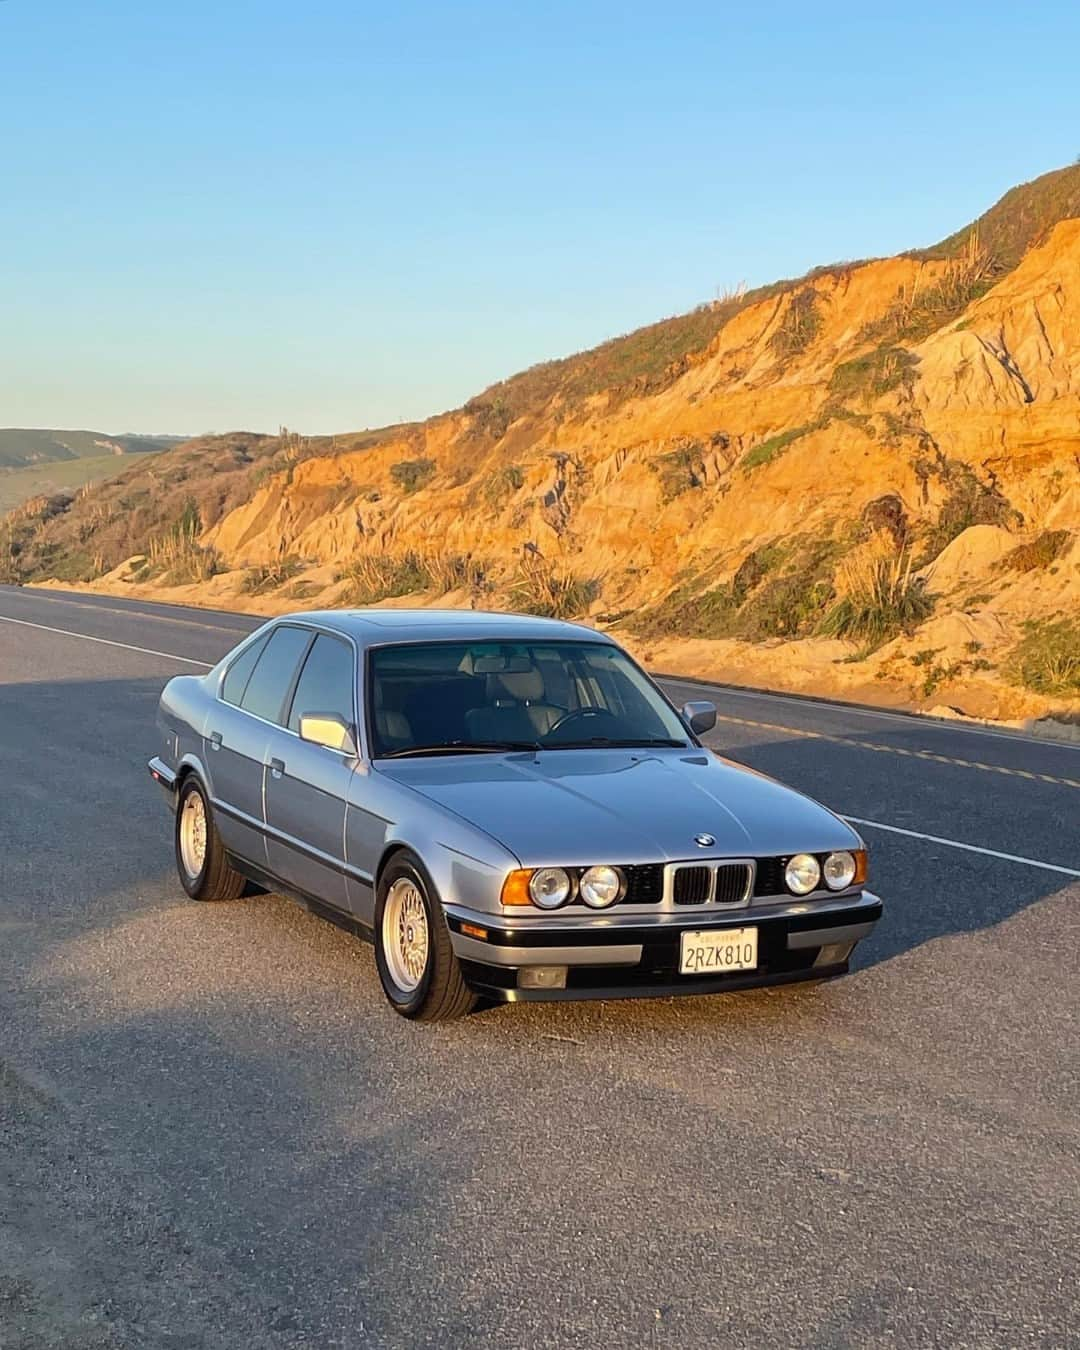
[1, 585, 1078, 1350]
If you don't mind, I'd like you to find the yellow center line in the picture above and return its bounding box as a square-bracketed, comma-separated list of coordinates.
[710, 713, 1080, 791]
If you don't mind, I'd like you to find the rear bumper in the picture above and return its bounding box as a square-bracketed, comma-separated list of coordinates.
[446, 891, 882, 1002]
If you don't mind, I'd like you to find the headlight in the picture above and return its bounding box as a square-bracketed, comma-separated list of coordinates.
[823, 850, 856, 891]
[529, 867, 573, 909]
[579, 865, 622, 908]
[784, 853, 821, 895]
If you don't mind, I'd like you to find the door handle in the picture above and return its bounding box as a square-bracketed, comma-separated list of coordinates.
[269, 757, 286, 779]
[209, 731, 223, 751]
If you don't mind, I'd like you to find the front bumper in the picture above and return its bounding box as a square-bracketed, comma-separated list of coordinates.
[446, 890, 882, 1002]
[148, 757, 178, 807]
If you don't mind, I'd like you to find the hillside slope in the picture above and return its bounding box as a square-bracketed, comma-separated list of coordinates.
[6, 166, 1080, 722]
[0, 428, 183, 469]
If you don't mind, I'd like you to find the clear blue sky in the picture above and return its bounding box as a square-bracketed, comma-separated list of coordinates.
[2, 0, 1077, 436]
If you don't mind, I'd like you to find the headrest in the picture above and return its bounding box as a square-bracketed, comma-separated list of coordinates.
[489, 667, 545, 703]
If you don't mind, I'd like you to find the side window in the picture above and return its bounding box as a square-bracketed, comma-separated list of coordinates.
[221, 633, 269, 706]
[239, 626, 313, 724]
[287, 634, 356, 732]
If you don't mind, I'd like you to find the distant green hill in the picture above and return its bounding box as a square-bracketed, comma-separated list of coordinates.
[0, 428, 184, 470]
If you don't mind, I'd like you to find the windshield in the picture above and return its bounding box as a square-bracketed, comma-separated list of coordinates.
[368, 640, 690, 757]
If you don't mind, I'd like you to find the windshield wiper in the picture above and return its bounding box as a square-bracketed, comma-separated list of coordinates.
[545, 737, 688, 749]
[381, 740, 541, 759]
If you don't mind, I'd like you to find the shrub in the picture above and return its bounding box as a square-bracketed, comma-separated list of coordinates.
[634, 537, 838, 642]
[829, 347, 919, 402]
[741, 422, 819, 472]
[511, 552, 597, 619]
[732, 541, 788, 592]
[736, 572, 832, 640]
[919, 463, 1019, 562]
[634, 578, 741, 640]
[337, 552, 431, 604]
[820, 537, 934, 645]
[770, 288, 823, 358]
[425, 551, 489, 593]
[146, 501, 221, 584]
[1008, 619, 1080, 696]
[863, 234, 998, 344]
[735, 537, 845, 640]
[464, 396, 513, 441]
[241, 557, 303, 594]
[1001, 530, 1071, 573]
[481, 464, 525, 509]
[390, 458, 435, 493]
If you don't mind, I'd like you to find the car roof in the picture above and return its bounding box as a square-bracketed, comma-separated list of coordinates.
[270, 608, 618, 651]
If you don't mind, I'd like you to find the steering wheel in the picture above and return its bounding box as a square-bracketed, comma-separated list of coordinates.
[546, 707, 621, 737]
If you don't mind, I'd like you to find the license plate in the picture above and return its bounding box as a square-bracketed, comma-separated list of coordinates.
[679, 927, 758, 975]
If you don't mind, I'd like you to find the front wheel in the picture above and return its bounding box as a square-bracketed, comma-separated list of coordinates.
[175, 777, 245, 902]
[374, 853, 477, 1022]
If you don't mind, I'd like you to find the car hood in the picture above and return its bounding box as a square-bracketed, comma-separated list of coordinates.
[377, 748, 861, 867]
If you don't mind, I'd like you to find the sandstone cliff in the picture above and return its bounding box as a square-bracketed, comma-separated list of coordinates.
[7, 166, 1080, 724]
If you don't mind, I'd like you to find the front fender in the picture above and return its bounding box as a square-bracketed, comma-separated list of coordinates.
[347, 769, 518, 922]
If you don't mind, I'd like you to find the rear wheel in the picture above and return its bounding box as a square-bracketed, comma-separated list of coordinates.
[375, 853, 477, 1022]
[175, 777, 245, 902]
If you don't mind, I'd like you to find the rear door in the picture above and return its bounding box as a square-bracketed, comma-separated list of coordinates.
[264, 631, 358, 911]
[206, 625, 313, 865]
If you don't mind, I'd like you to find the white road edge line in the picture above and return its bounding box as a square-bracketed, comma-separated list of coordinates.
[1, 586, 254, 635]
[0, 614, 213, 668]
[845, 816, 1080, 878]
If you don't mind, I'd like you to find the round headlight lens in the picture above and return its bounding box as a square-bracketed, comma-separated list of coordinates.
[784, 853, 821, 895]
[823, 850, 856, 891]
[579, 865, 622, 908]
[529, 867, 572, 909]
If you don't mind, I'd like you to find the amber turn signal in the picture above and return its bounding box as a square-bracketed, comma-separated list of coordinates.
[853, 850, 868, 885]
[500, 869, 534, 906]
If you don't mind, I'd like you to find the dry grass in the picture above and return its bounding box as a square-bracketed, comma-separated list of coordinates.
[241, 557, 303, 594]
[335, 549, 489, 606]
[144, 505, 222, 585]
[424, 551, 489, 594]
[866, 231, 998, 345]
[336, 552, 430, 605]
[510, 550, 598, 619]
[389, 458, 435, 493]
[820, 533, 933, 645]
[1008, 619, 1080, 696]
[1001, 530, 1072, 573]
[769, 288, 823, 358]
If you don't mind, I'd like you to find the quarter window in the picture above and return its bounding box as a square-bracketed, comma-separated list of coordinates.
[221, 632, 270, 706]
[287, 634, 356, 732]
[239, 625, 313, 725]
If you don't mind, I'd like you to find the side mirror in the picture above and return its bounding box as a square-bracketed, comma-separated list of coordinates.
[681, 700, 717, 735]
[298, 711, 358, 755]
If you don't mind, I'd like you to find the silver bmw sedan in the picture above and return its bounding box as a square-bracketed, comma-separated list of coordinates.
[149, 609, 882, 1021]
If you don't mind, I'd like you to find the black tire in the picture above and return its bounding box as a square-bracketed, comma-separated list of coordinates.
[175, 776, 245, 902]
[374, 852, 477, 1022]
